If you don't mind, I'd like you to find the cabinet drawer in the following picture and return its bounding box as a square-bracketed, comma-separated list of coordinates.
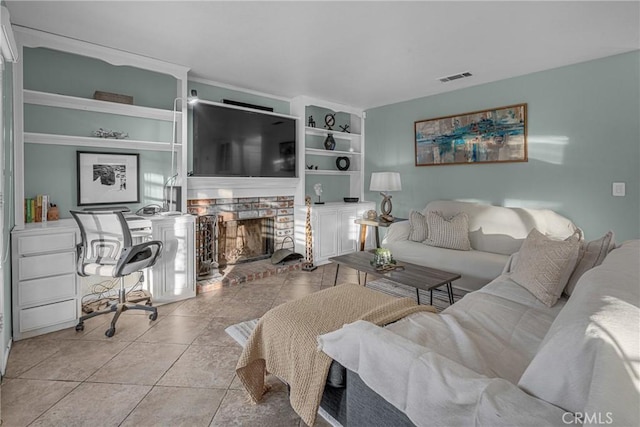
[19, 299, 77, 332]
[18, 252, 76, 281]
[18, 232, 76, 255]
[19, 273, 76, 307]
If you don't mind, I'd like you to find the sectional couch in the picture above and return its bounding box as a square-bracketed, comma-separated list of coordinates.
[319, 239, 639, 426]
[382, 200, 579, 292]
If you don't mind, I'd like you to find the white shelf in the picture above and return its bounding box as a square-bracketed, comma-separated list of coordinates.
[305, 169, 359, 176]
[24, 89, 179, 122]
[24, 132, 179, 152]
[305, 148, 359, 157]
[304, 126, 359, 141]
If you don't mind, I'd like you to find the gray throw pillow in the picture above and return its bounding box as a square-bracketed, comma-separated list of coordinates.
[422, 211, 471, 251]
[511, 229, 581, 307]
[408, 210, 429, 242]
[563, 231, 615, 296]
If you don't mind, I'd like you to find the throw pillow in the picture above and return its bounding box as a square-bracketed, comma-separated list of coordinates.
[408, 210, 429, 242]
[422, 211, 471, 251]
[563, 231, 615, 296]
[511, 229, 581, 307]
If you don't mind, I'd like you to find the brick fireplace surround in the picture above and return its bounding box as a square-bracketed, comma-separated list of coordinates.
[188, 195, 301, 293]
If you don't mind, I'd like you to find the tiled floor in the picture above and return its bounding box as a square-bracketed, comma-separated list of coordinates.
[1, 263, 357, 427]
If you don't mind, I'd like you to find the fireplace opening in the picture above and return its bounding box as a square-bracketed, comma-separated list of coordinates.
[218, 217, 275, 266]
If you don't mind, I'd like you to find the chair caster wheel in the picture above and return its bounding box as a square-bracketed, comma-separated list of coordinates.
[145, 301, 153, 307]
[149, 312, 158, 321]
[105, 328, 115, 337]
[75, 323, 84, 332]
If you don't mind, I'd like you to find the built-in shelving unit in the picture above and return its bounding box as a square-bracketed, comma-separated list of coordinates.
[23, 89, 181, 122]
[291, 96, 365, 199]
[23, 132, 180, 152]
[13, 26, 190, 226]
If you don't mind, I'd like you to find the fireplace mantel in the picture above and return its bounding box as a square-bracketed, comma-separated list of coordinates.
[187, 177, 300, 199]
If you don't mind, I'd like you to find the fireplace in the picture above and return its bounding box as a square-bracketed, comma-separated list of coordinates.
[188, 195, 295, 272]
[218, 217, 274, 265]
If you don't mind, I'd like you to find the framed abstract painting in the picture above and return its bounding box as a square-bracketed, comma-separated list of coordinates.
[414, 104, 527, 166]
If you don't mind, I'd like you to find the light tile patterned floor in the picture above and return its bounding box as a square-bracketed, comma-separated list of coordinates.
[1, 263, 354, 427]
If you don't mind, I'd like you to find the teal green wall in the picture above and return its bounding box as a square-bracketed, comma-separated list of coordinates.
[3, 62, 14, 354]
[365, 52, 640, 241]
[24, 145, 170, 214]
[23, 48, 175, 109]
[22, 47, 176, 216]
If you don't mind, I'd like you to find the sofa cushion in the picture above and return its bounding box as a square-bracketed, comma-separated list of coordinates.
[384, 276, 566, 384]
[383, 239, 509, 292]
[424, 200, 579, 255]
[518, 240, 639, 426]
[563, 231, 615, 296]
[423, 211, 471, 251]
[510, 229, 581, 307]
[407, 210, 428, 242]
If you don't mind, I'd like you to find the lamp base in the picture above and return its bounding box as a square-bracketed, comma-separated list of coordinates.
[379, 213, 394, 223]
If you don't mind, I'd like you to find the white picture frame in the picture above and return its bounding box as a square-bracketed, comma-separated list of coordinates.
[77, 151, 140, 206]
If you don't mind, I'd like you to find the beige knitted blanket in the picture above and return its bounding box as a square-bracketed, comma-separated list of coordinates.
[235, 283, 437, 426]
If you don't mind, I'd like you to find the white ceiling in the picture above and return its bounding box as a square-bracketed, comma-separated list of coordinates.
[5, 1, 640, 109]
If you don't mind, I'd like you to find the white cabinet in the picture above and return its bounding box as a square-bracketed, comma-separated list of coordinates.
[12, 222, 78, 340]
[308, 202, 375, 265]
[148, 215, 196, 304]
[11, 215, 196, 340]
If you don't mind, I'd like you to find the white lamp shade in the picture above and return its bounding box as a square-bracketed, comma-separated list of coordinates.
[369, 172, 402, 192]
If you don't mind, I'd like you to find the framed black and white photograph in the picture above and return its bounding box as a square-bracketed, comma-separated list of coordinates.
[77, 151, 140, 206]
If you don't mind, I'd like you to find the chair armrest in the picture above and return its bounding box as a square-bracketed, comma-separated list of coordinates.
[381, 221, 410, 244]
[115, 240, 163, 277]
[319, 320, 568, 426]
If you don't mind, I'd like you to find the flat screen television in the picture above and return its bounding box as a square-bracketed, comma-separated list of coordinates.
[192, 102, 297, 177]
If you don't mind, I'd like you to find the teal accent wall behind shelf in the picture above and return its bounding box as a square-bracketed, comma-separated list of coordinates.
[24, 145, 171, 215]
[365, 51, 640, 241]
[23, 47, 176, 109]
[22, 47, 178, 216]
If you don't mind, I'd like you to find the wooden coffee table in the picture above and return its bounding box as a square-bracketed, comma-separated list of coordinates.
[329, 251, 461, 305]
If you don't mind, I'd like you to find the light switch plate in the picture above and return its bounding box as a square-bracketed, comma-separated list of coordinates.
[612, 182, 626, 197]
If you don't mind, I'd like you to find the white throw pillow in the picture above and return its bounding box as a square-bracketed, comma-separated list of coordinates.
[408, 210, 429, 242]
[563, 231, 615, 296]
[511, 229, 581, 307]
[422, 211, 471, 251]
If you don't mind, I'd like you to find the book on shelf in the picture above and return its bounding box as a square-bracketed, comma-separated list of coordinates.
[25, 194, 50, 223]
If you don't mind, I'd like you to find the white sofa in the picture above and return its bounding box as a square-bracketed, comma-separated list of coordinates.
[320, 240, 639, 427]
[383, 200, 579, 292]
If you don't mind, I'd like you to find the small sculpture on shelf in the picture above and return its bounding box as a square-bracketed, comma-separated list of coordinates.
[93, 128, 129, 139]
[308, 115, 316, 128]
[313, 183, 324, 205]
[324, 133, 336, 150]
[324, 113, 336, 130]
[306, 164, 318, 170]
[339, 124, 350, 133]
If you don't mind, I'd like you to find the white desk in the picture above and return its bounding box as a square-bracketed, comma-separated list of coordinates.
[11, 214, 196, 340]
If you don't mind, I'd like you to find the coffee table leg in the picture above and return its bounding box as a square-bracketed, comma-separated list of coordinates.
[447, 283, 454, 305]
[334, 264, 340, 286]
[416, 288, 420, 304]
[430, 289, 433, 306]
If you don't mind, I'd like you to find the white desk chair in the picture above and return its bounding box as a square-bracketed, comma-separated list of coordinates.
[70, 210, 163, 337]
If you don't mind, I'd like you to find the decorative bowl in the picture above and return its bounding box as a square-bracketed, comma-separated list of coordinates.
[344, 197, 359, 203]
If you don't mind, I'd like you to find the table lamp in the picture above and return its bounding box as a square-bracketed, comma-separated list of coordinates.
[369, 172, 402, 222]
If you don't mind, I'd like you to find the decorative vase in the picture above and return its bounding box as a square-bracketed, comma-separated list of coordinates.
[324, 133, 336, 150]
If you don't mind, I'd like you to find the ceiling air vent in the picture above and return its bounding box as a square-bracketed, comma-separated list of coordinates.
[439, 71, 472, 83]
